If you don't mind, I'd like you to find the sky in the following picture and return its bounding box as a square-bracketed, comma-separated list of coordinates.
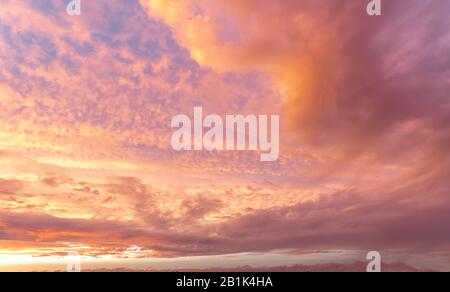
[0, 0, 449, 271]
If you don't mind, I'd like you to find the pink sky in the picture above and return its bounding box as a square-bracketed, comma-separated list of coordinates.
[0, 0, 450, 271]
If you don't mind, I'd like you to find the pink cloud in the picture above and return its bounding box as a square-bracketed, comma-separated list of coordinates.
[0, 0, 449, 271]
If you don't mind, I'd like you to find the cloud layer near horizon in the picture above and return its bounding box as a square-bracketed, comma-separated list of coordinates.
[0, 0, 450, 270]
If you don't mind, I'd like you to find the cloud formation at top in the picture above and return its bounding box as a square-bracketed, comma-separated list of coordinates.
[0, 0, 449, 271]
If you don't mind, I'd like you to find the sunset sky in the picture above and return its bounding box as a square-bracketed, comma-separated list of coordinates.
[0, 0, 450, 271]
